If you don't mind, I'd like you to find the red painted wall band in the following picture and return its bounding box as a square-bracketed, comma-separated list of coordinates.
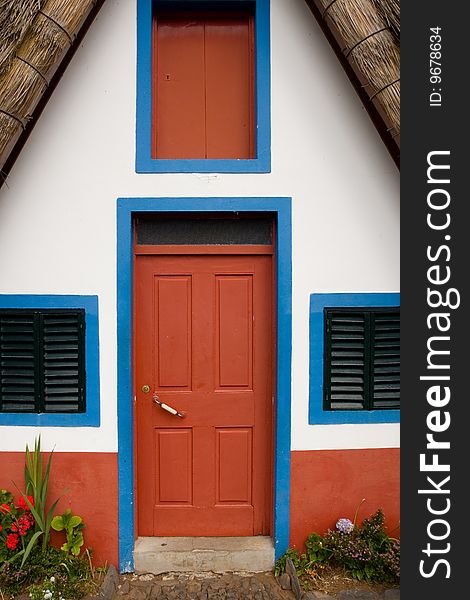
[290, 448, 400, 550]
[0, 447, 399, 569]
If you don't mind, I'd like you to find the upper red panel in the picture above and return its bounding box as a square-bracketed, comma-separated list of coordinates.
[153, 12, 254, 159]
[155, 276, 192, 389]
[216, 276, 253, 389]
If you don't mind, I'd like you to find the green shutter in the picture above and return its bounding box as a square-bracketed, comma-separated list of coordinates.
[324, 310, 367, 410]
[370, 311, 400, 409]
[324, 308, 400, 411]
[0, 310, 86, 414]
[0, 313, 36, 412]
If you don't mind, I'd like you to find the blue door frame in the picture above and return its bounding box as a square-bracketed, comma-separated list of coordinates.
[116, 197, 292, 571]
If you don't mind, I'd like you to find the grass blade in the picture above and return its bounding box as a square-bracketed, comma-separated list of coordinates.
[41, 451, 54, 512]
[21, 531, 43, 567]
[43, 497, 61, 550]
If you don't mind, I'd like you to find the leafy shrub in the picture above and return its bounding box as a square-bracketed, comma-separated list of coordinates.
[305, 532, 332, 565]
[29, 574, 70, 600]
[274, 548, 310, 578]
[51, 510, 85, 556]
[275, 508, 400, 585]
[324, 509, 399, 583]
[274, 535, 332, 584]
[0, 546, 95, 600]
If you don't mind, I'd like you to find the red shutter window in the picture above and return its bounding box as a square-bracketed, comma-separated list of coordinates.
[152, 7, 255, 159]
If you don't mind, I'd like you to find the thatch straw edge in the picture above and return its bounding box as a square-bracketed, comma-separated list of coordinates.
[0, 1, 44, 76]
[318, 0, 400, 137]
[372, 0, 399, 42]
[0, 0, 97, 169]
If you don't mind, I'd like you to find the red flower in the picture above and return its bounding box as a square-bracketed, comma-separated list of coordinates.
[0, 525, 2, 532]
[11, 523, 18, 532]
[6, 533, 19, 550]
[17, 496, 34, 511]
[0, 503, 12, 514]
[17, 514, 32, 536]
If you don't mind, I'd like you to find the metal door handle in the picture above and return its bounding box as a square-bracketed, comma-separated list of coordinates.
[153, 393, 185, 418]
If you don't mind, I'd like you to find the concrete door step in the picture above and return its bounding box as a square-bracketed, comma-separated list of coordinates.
[134, 536, 275, 575]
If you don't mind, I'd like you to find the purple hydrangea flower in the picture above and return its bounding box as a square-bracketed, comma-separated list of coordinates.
[336, 518, 354, 534]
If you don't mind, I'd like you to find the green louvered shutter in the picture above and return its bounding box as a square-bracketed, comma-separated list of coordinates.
[0, 312, 36, 412]
[324, 308, 400, 411]
[370, 311, 400, 409]
[0, 310, 86, 414]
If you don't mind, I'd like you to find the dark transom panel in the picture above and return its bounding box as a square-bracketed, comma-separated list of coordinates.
[136, 216, 273, 246]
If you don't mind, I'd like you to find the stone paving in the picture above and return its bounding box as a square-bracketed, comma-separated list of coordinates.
[115, 572, 294, 600]
[113, 572, 400, 600]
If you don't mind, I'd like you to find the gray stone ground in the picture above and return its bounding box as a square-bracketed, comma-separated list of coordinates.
[112, 572, 400, 600]
[115, 572, 294, 600]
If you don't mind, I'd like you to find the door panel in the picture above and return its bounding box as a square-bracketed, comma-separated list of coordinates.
[135, 254, 272, 536]
[155, 428, 193, 504]
[216, 276, 253, 388]
[216, 428, 253, 503]
[155, 276, 192, 388]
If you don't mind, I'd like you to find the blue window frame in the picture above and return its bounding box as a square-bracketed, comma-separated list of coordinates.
[309, 293, 400, 425]
[136, 0, 271, 173]
[0, 295, 100, 427]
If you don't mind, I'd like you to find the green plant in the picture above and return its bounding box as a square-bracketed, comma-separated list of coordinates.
[14, 437, 60, 564]
[0, 545, 97, 600]
[274, 534, 332, 586]
[51, 510, 85, 556]
[29, 574, 67, 600]
[274, 548, 308, 578]
[275, 508, 400, 586]
[6, 436, 59, 567]
[324, 509, 399, 583]
[305, 532, 332, 565]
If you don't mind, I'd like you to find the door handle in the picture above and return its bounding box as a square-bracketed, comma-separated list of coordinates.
[153, 393, 185, 418]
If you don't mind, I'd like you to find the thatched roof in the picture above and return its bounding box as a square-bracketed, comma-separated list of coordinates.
[0, 0, 105, 185]
[0, 0, 399, 185]
[305, 0, 400, 166]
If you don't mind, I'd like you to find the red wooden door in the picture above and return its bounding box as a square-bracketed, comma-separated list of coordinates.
[135, 253, 273, 536]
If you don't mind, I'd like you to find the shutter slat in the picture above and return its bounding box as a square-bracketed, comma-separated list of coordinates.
[373, 401, 399, 408]
[332, 361, 365, 367]
[374, 390, 400, 396]
[1, 404, 36, 412]
[329, 402, 364, 409]
[43, 404, 83, 412]
[45, 371, 80, 378]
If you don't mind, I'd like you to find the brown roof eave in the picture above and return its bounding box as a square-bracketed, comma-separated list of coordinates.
[305, 0, 400, 169]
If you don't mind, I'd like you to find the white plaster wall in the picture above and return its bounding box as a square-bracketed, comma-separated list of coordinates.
[0, 0, 399, 452]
